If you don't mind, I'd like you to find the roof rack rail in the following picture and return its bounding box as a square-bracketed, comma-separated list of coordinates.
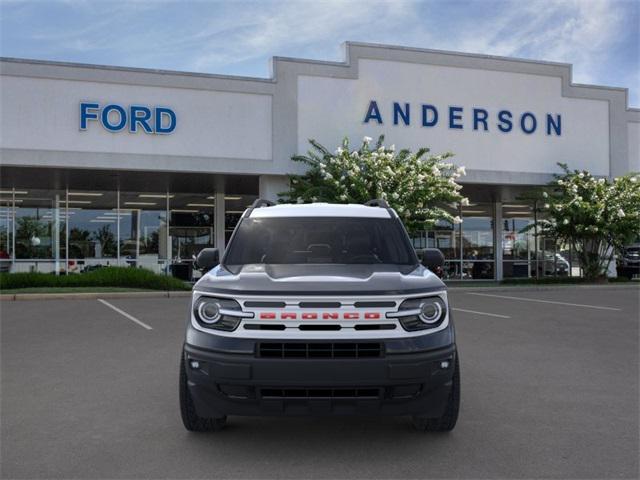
[250, 198, 276, 209]
[364, 199, 390, 208]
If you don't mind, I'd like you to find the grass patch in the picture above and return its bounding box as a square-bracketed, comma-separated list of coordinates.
[0, 267, 192, 291]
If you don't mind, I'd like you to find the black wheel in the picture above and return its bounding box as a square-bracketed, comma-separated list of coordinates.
[179, 354, 226, 432]
[412, 353, 460, 432]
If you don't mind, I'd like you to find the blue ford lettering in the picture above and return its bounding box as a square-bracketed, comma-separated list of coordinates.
[80, 102, 176, 134]
[364, 100, 561, 136]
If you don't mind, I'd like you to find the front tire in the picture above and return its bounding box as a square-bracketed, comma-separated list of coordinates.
[412, 353, 460, 432]
[179, 353, 226, 432]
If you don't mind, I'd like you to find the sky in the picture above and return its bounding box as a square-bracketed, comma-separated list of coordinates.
[1, 0, 638, 106]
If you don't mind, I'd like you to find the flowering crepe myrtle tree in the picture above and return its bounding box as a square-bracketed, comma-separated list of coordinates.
[279, 135, 468, 232]
[534, 163, 640, 280]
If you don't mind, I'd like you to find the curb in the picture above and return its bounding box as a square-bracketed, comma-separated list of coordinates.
[0, 291, 192, 301]
[447, 283, 639, 293]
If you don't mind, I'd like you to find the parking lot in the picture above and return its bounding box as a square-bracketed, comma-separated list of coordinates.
[1, 286, 638, 479]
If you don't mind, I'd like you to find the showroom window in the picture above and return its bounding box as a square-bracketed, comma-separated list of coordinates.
[502, 203, 535, 278]
[0, 191, 16, 272]
[0, 188, 248, 279]
[416, 202, 495, 280]
[12, 189, 66, 273]
[66, 190, 118, 273]
[119, 192, 170, 274]
[461, 204, 494, 280]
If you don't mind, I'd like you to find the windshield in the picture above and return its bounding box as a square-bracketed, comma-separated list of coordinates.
[224, 217, 418, 266]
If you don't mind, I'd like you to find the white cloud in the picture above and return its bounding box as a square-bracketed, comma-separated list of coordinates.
[1, 0, 634, 101]
[419, 0, 626, 86]
[186, 0, 417, 72]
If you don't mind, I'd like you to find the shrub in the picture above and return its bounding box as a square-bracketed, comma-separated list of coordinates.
[532, 164, 640, 280]
[0, 267, 192, 291]
[280, 135, 467, 231]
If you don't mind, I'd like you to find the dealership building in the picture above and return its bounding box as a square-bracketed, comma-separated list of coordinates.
[1, 42, 638, 280]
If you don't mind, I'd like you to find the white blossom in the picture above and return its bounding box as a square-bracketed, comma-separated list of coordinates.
[456, 166, 467, 176]
[618, 208, 626, 217]
[460, 197, 470, 206]
[453, 216, 463, 224]
[363, 136, 372, 144]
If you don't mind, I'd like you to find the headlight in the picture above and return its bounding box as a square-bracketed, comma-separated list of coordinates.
[197, 301, 220, 324]
[193, 296, 245, 331]
[394, 296, 447, 331]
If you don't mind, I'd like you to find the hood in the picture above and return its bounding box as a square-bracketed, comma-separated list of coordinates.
[194, 264, 445, 296]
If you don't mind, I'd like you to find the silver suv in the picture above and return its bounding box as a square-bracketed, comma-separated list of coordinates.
[179, 199, 460, 432]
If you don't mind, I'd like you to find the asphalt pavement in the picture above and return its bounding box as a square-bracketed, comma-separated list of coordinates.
[1, 286, 638, 479]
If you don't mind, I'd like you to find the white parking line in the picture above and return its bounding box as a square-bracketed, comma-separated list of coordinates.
[97, 299, 153, 330]
[452, 308, 511, 319]
[466, 292, 621, 311]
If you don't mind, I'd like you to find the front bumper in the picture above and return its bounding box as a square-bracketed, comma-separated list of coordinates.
[183, 340, 456, 417]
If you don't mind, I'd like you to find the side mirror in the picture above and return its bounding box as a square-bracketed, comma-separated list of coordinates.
[417, 248, 445, 278]
[195, 248, 220, 272]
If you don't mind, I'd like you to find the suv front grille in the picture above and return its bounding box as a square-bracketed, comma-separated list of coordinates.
[257, 342, 384, 359]
[260, 387, 382, 398]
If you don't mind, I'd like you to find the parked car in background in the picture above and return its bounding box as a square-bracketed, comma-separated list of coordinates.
[532, 251, 570, 277]
[617, 242, 640, 279]
[0, 249, 10, 273]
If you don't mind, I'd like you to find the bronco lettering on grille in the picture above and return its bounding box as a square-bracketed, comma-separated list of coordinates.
[258, 312, 382, 320]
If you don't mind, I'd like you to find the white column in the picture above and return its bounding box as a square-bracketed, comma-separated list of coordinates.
[495, 201, 503, 281]
[54, 193, 60, 275]
[116, 188, 120, 266]
[259, 175, 289, 202]
[215, 192, 226, 253]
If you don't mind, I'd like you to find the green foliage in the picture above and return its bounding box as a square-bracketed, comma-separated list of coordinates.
[0, 267, 191, 291]
[532, 163, 640, 280]
[280, 135, 467, 231]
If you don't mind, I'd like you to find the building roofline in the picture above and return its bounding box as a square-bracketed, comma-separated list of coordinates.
[0, 56, 274, 84]
[346, 41, 574, 69]
[1, 40, 636, 109]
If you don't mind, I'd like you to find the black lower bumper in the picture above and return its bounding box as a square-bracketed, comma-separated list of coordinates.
[183, 342, 457, 417]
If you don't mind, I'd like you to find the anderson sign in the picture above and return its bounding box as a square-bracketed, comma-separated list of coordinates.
[363, 100, 562, 136]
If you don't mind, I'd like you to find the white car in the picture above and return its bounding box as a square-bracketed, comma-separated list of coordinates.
[179, 200, 460, 432]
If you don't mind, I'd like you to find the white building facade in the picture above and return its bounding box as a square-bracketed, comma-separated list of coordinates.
[1, 42, 638, 280]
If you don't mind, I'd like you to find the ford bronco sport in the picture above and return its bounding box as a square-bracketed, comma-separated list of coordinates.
[179, 199, 460, 432]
